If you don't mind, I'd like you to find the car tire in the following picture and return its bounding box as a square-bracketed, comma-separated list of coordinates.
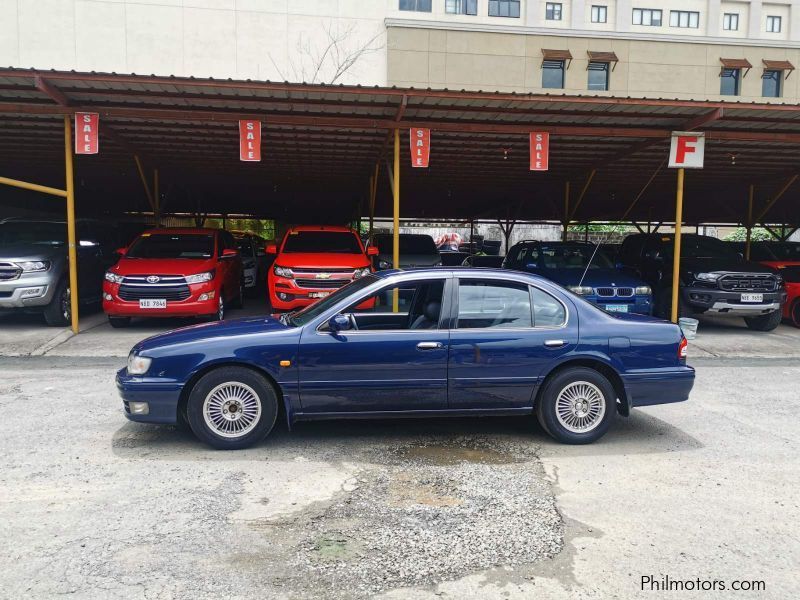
[791, 300, 800, 328]
[43, 279, 70, 327]
[108, 316, 131, 328]
[205, 294, 225, 322]
[744, 309, 782, 332]
[186, 366, 278, 450]
[536, 367, 616, 444]
[232, 281, 244, 309]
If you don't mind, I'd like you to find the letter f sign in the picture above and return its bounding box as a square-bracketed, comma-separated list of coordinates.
[669, 132, 705, 169]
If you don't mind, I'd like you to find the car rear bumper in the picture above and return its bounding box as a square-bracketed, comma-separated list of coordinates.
[622, 366, 695, 408]
[116, 368, 182, 424]
[682, 286, 786, 316]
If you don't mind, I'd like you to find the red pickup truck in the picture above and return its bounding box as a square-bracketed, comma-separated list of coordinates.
[103, 228, 243, 326]
[267, 225, 377, 311]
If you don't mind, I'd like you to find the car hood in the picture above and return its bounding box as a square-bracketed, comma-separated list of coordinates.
[134, 316, 291, 353]
[680, 256, 776, 275]
[378, 253, 441, 267]
[530, 268, 645, 288]
[110, 257, 217, 276]
[0, 243, 65, 262]
[274, 253, 370, 269]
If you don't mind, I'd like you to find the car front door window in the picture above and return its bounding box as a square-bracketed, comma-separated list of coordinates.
[341, 278, 446, 331]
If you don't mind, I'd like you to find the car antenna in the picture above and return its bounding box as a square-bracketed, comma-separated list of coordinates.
[578, 242, 602, 288]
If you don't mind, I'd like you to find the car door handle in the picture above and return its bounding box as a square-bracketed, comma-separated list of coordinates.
[544, 339, 566, 348]
[417, 342, 444, 351]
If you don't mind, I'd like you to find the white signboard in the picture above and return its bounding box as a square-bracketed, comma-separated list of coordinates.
[668, 131, 705, 169]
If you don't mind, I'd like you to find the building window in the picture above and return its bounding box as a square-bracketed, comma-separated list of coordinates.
[399, 0, 432, 11]
[546, 2, 562, 20]
[723, 13, 739, 31]
[632, 8, 662, 26]
[591, 5, 608, 23]
[766, 15, 782, 33]
[489, 0, 520, 17]
[762, 70, 782, 97]
[670, 11, 699, 28]
[542, 60, 565, 89]
[587, 61, 610, 91]
[446, 0, 477, 14]
[720, 68, 741, 96]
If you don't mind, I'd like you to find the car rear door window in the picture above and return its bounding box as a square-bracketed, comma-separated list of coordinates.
[531, 287, 567, 327]
[456, 279, 532, 329]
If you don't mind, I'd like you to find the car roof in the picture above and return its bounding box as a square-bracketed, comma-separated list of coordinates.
[287, 225, 355, 233]
[140, 227, 219, 235]
[513, 240, 595, 247]
[372, 266, 549, 283]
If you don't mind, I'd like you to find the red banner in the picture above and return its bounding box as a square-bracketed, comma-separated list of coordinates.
[409, 127, 430, 168]
[529, 132, 549, 171]
[239, 120, 261, 162]
[75, 113, 99, 155]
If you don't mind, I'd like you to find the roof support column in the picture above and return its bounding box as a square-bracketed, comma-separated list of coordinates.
[745, 184, 754, 260]
[392, 128, 400, 312]
[562, 181, 571, 242]
[63, 115, 79, 334]
[671, 168, 685, 324]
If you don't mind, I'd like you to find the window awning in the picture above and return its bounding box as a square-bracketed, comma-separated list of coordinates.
[542, 49, 573, 68]
[719, 58, 752, 77]
[763, 59, 795, 79]
[587, 51, 619, 71]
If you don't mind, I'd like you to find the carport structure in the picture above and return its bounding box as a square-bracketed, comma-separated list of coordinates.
[2, 68, 800, 331]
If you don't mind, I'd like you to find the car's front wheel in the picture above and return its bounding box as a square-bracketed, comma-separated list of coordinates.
[187, 366, 278, 450]
[43, 279, 70, 326]
[108, 316, 131, 328]
[791, 300, 800, 328]
[744, 309, 782, 331]
[536, 367, 616, 444]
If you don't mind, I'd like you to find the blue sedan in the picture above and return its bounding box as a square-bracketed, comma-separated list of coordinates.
[117, 268, 694, 449]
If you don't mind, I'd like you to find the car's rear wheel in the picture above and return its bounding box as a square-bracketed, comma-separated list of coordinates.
[232, 281, 244, 309]
[186, 366, 278, 450]
[536, 367, 616, 444]
[43, 279, 70, 326]
[108, 316, 131, 328]
[744, 309, 782, 331]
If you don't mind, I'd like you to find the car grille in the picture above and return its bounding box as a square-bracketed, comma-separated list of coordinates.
[595, 287, 634, 298]
[0, 262, 22, 281]
[291, 267, 355, 274]
[295, 278, 348, 289]
[118, 274, 191, 302]
[719, 274, 777, 292]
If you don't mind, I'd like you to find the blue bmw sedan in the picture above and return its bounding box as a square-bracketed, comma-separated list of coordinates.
[117, 268, 694, 449]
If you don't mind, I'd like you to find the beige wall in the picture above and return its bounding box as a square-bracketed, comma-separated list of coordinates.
[387, 25, 800, 101]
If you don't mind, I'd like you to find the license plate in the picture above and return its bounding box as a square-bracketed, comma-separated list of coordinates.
[309, 292, 330, 299]
[605, 304, 629, 313]
[139, 298, 166, 309]
[741, 293, 763, 303]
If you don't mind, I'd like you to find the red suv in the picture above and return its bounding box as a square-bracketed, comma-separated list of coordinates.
[103, 228, 243, 327]
[739, 241, 800, 327]
[267, 225, 377, 310]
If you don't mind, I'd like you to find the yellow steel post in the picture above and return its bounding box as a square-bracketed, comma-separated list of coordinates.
[392, 129, 400, 312]
[562, 181, 570, 241]
[670, 168, 685, 324]
[745, 184, 754, 261]
[64, 115, 79, 334]
[154, 168, 160, 226]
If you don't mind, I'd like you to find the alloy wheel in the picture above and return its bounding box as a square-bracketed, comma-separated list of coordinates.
[554, 381, 607, 433]
[202, 381, 262, 438]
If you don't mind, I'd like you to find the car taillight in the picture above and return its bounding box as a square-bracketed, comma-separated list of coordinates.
[678, 337, 688, 360]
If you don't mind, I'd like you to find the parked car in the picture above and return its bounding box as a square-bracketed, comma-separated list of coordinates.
[117, 267, 694, 449]
[232, 231, 270, 296]
[504, 241, 652, 315]
[103, 228, 243, 327]
[462, 254, 505, 268]
[0, 217, 118, 326]
[370, 233, 441, 270]
[730, 241, 800, 327]
[267, 225, 378, 311]
[439, 251, 470, 266]
[619, 233, 786, 330]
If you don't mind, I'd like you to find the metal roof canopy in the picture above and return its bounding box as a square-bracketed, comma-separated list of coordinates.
[1, 68, 800, 227]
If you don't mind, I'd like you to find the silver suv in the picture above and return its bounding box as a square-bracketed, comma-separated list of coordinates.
[0, 218, 118, 326]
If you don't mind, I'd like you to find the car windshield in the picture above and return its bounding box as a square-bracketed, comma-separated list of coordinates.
[282, 231, 362, 254]
[522, 244, 614, 270]
[769, 243, 800, 261]
[235, 238, 252, 255]
[375, 234, 437, 255]
[126, 233, 215, 259]
[288, 275, 378, 327]
[0, 222, 66, 246]
[664, 235, 738, 259]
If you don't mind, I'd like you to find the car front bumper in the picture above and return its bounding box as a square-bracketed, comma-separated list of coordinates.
[682, 286, 786, 316]
[116, 368, 183, 424]
[622, 366, 695, 408]
[585, 295, 652, 315]
[103, 281, 220, 317]
[0, 272, 56, 309]
[269, 275, 354, 310]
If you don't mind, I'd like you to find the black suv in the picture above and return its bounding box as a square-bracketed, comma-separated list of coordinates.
[618, 233, 786, 331]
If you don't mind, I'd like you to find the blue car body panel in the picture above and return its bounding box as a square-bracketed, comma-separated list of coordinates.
[116, 268, 694, 427]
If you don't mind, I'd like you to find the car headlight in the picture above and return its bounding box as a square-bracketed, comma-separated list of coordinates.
[18, 260, 50, 272]
[695, 272, 720, 282]
[635, 286, 652, 295]
[105, 271, 123, 284]
[185, 270, 215, 284]
[273, 265, 293, 278]
[353, 267, 371, 279]
[127, 352, 152, 375]
[568, 286, 593, 296]
[378, 260, 392, 269]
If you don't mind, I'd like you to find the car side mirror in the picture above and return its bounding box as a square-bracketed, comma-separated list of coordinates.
[115, 247, 127, 256]
[266, 244, 277, 254]
[328, 313, 352, 332]
[367, 246, 379, 256]
[221, 248, 238, 259]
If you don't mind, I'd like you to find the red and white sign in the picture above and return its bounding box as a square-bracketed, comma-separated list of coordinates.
[668, 131, 705, 168]
[239, 120, 261, 162]
[529, 132, 549, 171]
[75, 113, 99, 155]
[409, 128, 430, 168]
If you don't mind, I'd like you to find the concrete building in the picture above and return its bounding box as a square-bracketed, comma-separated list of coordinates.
[2, 1, 800, 102]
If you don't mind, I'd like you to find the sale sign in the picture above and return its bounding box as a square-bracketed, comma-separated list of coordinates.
[74, 113, 99, 155]
[668, 131, 705, 168]
[239, 120, 261, 162]
[529, 132, 549, 171]
[409, 127, 430, 168]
